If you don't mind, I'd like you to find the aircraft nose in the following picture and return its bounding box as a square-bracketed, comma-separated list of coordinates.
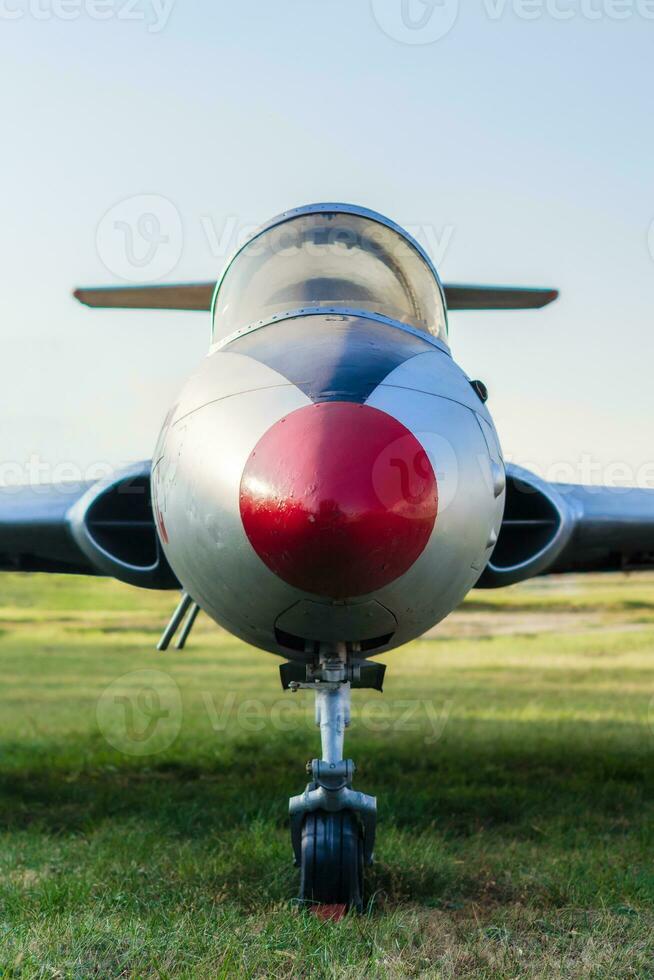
[239, 402, 438, 599]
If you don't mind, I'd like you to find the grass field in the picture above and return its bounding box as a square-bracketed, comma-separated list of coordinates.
[2, 572, 654, 977]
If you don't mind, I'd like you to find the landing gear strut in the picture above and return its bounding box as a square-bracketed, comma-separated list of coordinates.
[283, 648, 383, 912]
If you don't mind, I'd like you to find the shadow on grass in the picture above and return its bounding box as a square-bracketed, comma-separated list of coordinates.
[2, 722, 654, 908]
[2, 721, 654, 838]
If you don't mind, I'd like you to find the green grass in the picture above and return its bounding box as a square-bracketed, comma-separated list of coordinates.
[1, 572, 654, 977]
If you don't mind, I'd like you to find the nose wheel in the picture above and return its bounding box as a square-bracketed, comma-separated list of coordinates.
[300, 809, 364, 911]
[283, 651, 384, 913]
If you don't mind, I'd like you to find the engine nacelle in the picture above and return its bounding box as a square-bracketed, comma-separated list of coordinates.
[69, 462, 178, 590]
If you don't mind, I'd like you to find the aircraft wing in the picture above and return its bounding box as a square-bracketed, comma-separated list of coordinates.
[0, 480, 97, 575]
[3, 459, 649, 594]
[478, 465, 654, 587]
[0, 462, 178, 589]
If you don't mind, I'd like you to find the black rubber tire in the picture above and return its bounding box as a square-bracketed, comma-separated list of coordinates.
[299, 809, 364, 911]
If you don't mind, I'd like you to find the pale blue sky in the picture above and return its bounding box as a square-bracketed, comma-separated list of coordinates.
[2, 0, 653, 486]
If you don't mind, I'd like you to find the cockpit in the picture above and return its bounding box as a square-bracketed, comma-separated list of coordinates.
[211, 206, 448, 345]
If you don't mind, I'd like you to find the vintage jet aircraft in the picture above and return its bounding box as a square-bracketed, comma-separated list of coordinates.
[3, 203, 654, 910]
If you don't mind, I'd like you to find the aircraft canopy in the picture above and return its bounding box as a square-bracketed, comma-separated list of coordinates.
[211, 210, 448, 344]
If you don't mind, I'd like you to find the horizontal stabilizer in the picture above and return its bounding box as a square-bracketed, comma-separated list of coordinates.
[73, 282, 559, 313]
[443, 284, 558, 311]
[73, 282, 216, 310]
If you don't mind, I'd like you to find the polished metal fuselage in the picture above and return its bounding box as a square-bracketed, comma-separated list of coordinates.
[151, 312, 505, 660]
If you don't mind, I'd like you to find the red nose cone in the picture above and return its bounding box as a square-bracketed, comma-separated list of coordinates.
[239, 402, 438, 598]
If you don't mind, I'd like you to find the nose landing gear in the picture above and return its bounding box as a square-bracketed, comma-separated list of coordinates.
[283, 650, 384, 913]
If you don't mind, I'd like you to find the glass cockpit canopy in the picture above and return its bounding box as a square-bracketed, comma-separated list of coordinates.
[211, 206, 448, 344]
